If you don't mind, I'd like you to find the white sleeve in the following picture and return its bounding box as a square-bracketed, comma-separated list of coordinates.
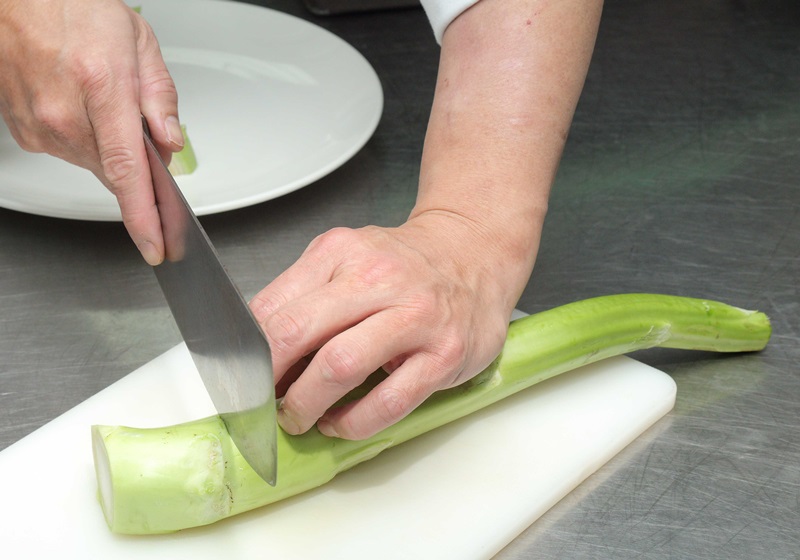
[419, 0, 480, 44]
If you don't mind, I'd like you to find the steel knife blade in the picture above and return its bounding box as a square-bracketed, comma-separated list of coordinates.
[142, 119, 277, 485]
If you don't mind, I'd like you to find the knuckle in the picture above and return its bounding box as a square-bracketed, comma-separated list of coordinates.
[7, 124, 44, 153]
[442, 333, 468, 363]
[140, 65, 178, 100]
[317, 342, 363, 389]
[100, 144, 140, 187]
[280, 394, 315, 431]
[333, 386, 412, 440]
[135, 17, 158, 47]
[373, 386, 411, 426]
[329, 416, 367, 441]
[349, 253, 403, 292]
[431, 331, 469, 376]
[265, 310, 306, 355]
[306, 227, 355, 254]
[74, 57, 117, 98]
[29, 101, 70, 138]
[250, 291, 285, 322]
[13, 102, 88, 159]
[136, 16, 165, 54]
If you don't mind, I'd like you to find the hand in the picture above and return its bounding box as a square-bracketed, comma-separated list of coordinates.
[249, 0, 600, 441]
[0, 0, 182, 265]
[250, 211, 530, 440]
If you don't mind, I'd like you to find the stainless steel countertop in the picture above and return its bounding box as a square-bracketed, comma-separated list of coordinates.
[1, 1, 797, 558]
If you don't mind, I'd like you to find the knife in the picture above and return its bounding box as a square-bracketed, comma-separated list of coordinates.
[142, 118, 277, 485]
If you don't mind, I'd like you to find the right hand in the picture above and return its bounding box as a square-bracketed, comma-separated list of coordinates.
[0, 0, 183, 265]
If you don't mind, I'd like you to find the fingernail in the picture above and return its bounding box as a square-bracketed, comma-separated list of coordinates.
[317, 419, 339, 438]
[165, 115, 184, 149]
[138, 240, 163, 266]
[277, 406, 301, 435]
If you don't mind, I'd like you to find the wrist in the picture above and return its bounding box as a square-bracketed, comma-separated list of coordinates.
[400, 206, 543, 316]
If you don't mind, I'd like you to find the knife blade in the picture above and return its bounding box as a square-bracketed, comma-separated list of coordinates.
[142, 119, 277, 485]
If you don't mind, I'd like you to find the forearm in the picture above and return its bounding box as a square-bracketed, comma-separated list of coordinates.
[254, 0, 603, 440]
[413, 0, 603, 303]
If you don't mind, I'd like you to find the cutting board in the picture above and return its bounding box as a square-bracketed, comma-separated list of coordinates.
[0, 343, 675, 559]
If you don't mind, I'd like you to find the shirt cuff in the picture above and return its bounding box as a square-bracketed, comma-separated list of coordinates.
[419, 0, 480, 44]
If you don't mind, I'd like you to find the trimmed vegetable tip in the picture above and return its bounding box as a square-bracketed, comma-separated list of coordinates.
[167, 125, 197, 176]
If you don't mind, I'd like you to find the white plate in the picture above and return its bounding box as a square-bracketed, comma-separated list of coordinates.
[0, 0, 383, 221]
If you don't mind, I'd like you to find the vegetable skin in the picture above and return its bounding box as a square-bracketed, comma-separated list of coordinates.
[92, 294, 771, 534]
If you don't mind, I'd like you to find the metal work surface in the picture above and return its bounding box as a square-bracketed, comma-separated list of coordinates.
[1, 1, 797, 558]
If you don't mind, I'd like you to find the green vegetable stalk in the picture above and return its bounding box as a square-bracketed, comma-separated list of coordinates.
[167, 125, 198, 176]
[92, 294, 771, 535]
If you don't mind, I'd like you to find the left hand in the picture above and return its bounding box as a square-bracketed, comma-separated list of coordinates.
[251, 0, 601, 441]
[250, 211, 524, 440]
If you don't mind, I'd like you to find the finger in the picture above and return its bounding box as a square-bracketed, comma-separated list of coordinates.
[260, 275, 381, 384]
[88, 83, 164, 266]
[257, 230, 423, 385]
[276, 353, 313, 398]
[134, 15, 182, 163]
[317, 352, 449, 440]
[277, 309, 428, 435]
[250, 228, 355, 323]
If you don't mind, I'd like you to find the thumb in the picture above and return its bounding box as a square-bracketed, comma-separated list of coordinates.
[135, 16, 182, 163]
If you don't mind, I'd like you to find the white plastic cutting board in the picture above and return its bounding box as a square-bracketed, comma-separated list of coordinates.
[0, 344, 675, 559]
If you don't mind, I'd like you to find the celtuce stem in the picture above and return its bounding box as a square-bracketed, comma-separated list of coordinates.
[167, 125, 198, 176]
[92, 294, 771, 534]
